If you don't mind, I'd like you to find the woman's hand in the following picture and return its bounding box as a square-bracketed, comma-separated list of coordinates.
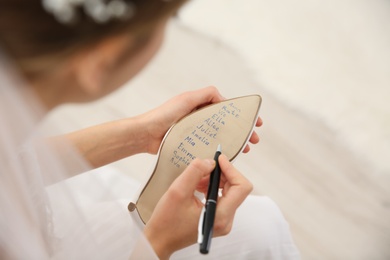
[140, 86, 262, 154]
[63, 86, 262, 170]
[143, 155, 253, 259]
[140, 86, 223, 154]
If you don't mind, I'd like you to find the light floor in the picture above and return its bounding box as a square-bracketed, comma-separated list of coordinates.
[42, 22, 390, 259]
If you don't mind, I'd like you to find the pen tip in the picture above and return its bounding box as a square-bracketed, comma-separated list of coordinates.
[217, 144, 221, 152]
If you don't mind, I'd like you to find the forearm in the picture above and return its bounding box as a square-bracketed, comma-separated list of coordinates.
[64, 116, 149, 168]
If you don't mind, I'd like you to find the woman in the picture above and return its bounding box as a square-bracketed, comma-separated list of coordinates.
[0, 0, 299, 259]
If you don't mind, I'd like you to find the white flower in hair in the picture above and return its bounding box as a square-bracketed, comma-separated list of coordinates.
[42, 0, 135, 24]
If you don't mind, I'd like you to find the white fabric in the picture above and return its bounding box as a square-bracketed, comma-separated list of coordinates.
[173, 196, 300, 260]
[0, 56, 156, 259]
[45, 169, 158, 260]
[64, 166, 300, 259]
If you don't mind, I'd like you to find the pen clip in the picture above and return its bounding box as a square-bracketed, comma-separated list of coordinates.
[197, 206, 206, 244]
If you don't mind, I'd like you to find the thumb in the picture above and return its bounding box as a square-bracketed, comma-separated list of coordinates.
[218, 154, 253, 209]
[169, 158, 215, 199]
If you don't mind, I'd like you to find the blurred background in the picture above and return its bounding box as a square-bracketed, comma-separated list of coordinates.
[42, 0, 390, 259]
[179, 0, 390, 176]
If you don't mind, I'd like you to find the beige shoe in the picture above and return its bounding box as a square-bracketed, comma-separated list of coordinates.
[128, 95, 262, 224]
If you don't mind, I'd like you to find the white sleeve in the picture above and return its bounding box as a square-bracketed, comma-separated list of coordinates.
[129, 234, 159, 260]
[172, 195, 301, 259]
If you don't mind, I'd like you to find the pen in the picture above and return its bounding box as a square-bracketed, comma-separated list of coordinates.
[198, 144, 222, 254]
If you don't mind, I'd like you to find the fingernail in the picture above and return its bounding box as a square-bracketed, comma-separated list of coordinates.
[219, 154, 228, 161]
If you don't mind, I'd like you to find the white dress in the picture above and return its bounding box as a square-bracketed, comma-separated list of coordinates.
[48, 166, 300, 259]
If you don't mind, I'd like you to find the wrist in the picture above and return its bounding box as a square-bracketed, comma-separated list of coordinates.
[137, 111, 162, 154]
[144, 228, 172, 260]
[122, 115, 150, 154]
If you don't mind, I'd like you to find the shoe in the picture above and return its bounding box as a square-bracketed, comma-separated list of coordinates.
[128, 94, 262, 224]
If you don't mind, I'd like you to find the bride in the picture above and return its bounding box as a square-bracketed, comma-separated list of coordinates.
[0, 0, 299, 259]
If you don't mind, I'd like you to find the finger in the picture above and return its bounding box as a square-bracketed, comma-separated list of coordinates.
[249, 131, 260, 144]
[219, 172, 227, 187]
[218, 155, 253, 209]
[196, 170, 227, 194]
[169, 158, 215, 200]
[186, 86, 225, 109]
[218, 154, 246, 186]
[196, 176, 211, 193]
[242, 144, 250, 153]
[157, 87, 224, 126]
[255, 117, 263, 127]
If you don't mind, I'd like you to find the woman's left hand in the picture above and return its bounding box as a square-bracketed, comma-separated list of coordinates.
[141, 86, 263, 154]
[63, 86, 261, 169]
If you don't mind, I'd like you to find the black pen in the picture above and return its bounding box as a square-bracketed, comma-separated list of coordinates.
[198, 144, 222, 254]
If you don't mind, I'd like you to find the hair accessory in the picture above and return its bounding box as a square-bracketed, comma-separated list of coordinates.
[42, 0, 135, 24]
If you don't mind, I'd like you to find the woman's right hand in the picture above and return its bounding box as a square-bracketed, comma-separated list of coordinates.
[143, 155, 253, 259]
